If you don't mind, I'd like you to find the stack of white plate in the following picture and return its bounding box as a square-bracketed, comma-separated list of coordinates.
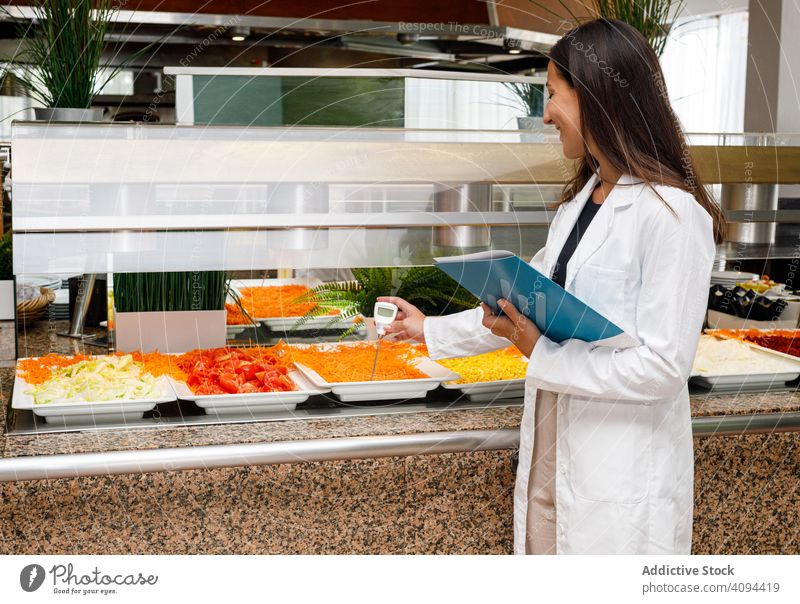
[18, 275, 62, 291]
[58, 273, 82, 290]
[15, 274, 78, 321]
[49, 289, 71, 320]
[711, 271, 758, 288]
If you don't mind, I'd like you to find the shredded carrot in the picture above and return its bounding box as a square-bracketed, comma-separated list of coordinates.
[130, 351, 188, 382]
[274, 340, 428, 382]
[237, 345, 295, 370]
[225, 303, 248, 325]
[17, 354, 92, 385]
[226, 285, 339, 323]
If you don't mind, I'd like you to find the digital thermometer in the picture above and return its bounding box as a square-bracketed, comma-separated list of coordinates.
[372, 301, 399, 338]
[370, 301, 399, 381]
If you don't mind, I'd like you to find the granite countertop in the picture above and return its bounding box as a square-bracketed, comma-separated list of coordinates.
[1, 319, 799, 460]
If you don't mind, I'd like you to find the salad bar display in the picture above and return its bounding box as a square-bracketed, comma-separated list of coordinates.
[11, 340, 467, 424]
[14, 316, 800, 428]
[16, 324, 800, 427]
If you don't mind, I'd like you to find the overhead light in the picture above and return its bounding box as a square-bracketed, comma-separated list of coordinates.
[230, 26, 250, 41]
[503, 37, 523, 54]
[397, 32, 419, 45]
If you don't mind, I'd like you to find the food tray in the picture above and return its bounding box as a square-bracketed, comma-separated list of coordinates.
[226, 324, 247, 337]
[441, 377, 526, 401]
[690, 373, 799, 391]
[170, 370, 329, 416]
[11, 374, 175, 425]
[227, 316, 365, 334]
[293, 357, 460, 403]
[229, 278, 363, 331]
[690, 338, 800, 390]
[261, 314, 364, 331]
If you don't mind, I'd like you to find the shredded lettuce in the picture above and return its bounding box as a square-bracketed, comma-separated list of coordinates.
[27, 355, 161, 405]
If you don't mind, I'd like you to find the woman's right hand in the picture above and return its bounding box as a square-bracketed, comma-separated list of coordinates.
[376, 296, 426, 343]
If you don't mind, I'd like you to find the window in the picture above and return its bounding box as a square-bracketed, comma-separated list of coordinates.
[660, 10, 749, 133]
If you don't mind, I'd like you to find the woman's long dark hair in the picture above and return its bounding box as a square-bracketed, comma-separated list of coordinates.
[549, 18, 727, 242]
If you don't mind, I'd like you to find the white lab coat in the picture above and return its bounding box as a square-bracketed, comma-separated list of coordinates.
[423, 170, 715, 554]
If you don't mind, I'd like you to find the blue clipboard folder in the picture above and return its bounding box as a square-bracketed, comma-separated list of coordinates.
[434, 250, 640, 349]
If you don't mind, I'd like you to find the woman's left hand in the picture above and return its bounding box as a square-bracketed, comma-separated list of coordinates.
[481, 299, 541, 358]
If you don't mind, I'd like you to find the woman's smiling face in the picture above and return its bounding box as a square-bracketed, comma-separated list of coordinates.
[543, 61, 585, 159]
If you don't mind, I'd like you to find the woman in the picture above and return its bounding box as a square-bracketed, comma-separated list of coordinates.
[379, 18, 726, 554]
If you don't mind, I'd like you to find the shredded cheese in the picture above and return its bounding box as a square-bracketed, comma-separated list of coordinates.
[437, 347, 528, 384]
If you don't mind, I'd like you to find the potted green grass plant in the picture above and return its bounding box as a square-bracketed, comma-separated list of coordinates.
[113, 271, 228, 353]
[5, 0, 117, 121]
[501, 81, 546, 136]
[5, 0, 168, 121]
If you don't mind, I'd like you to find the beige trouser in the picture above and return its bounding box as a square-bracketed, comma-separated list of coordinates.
[525, 390, 558, 554]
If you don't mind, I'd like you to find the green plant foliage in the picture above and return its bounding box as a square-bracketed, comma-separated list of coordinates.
[501, 82, 545, 117]
[6, 0, 117, 108]
[529, 0, 684, 57]
[4, 0, 177, 109]
[290, 267, 479, 334]
[114, 272, 227, 313]
[397, 267, 479, 316]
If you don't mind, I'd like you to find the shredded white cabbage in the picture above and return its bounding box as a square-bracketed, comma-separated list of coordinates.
[27, 355, 161, 405]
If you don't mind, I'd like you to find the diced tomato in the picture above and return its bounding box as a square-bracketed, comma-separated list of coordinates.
[218, 375, 239, 394]
[276, 375, 293, 390]
[177, 346, 295, 395]
[239, 363, 257, 381]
